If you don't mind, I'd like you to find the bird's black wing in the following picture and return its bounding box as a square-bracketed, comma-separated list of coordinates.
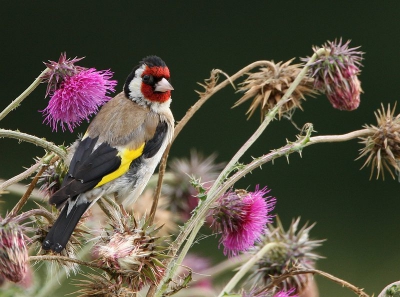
[49, 136, 121, 208]
[143, 121, 168, 158]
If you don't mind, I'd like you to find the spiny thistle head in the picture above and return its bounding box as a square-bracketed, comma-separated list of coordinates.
[75, 273, 135, 297]
[30, 207, 82, 275]
[302, 39, 363, 111]
[37, 158, 68, 199]
[211, 186, 276, 257]
[0, 217, 28, 283]
[42, 52, 85, 96]
[41, 52, 117, 132]
[94, 210, 168, 291]
[164, 150, 225, 217]
[358, 103, 400, 180]
[233, 59, 317, 120]
[248, 217, 324, 294]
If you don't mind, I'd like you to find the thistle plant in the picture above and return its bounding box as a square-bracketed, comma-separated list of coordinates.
[0, 40, 396, 297]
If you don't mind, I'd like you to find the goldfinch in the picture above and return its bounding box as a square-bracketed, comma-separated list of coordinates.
[42, 55, 174, 253]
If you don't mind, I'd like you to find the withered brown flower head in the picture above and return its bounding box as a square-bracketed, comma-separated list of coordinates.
[233, 59, 316, 120]
[94, 210, 168, 291]
[359, 103, 400, 180]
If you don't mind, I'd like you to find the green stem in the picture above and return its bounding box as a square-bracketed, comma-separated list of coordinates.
[217, 242, 279, 297]
[0, 128, 67, 160]
[156, 51, 329, 296]
[208, 48, 324, 199]
[0, 68, 49, 121]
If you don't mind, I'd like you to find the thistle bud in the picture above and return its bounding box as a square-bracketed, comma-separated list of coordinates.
[302, 39, 363, 111]
[0, 218, 28, 283]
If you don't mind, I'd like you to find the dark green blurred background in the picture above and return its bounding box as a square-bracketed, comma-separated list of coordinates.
[1, 1, 399, 296]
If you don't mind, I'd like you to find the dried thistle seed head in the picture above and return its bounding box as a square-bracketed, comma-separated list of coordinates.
[358, 103, 400, 179]
[303, 39, 363, 111]
[75, 273, 135, 297]
[94, 212, 168, 291]
[0, 218, 28, 283]
[233, 59, 317, 120]
[248, 217, 324, 294]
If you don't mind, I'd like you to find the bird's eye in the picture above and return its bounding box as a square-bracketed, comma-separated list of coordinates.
[142, 74, 154, 85]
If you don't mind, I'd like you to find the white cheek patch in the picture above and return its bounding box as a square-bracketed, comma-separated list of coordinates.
[151, 99, 172, 113]
[128, 64, 145, 100]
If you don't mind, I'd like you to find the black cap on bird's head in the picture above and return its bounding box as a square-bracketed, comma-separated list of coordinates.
[124, 55, 173, 103]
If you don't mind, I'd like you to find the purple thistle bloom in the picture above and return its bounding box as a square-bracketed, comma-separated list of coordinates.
[302, 39, 363, 111]
[41, 68, 117, 132]
[212, 186, 276, 257]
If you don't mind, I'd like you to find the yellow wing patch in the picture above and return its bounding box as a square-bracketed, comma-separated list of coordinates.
[95, 143, 145, 188]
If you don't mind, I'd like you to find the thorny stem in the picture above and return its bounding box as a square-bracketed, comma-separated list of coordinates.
[260, 267, 370, 297]
[208, 48, 326, 199]
[156, 51, 326, 297]
[7, 165, 47, 219]
[149, 61, 278, 227]
[0, 129, 67, 161]
[29, 255, 107, 271]
[158, 128, 373, 295]
[6, 153, 59, 219]
[0, 68, 49, 121]
[13, 208, 55, 223]
[217, 243, 279, 297]
[0, 159, 43, 193]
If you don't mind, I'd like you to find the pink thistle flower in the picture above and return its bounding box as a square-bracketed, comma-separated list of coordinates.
[0, 218, 28, 283]
[212, 186, 276, 257]
[41, 53, 117, 132]
[302, 39, 363, 111]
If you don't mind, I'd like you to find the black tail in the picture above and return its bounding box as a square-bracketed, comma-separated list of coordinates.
[42, 201, 90, 253]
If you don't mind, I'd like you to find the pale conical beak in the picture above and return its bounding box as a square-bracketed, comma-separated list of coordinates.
[154, 78, 174, 92]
